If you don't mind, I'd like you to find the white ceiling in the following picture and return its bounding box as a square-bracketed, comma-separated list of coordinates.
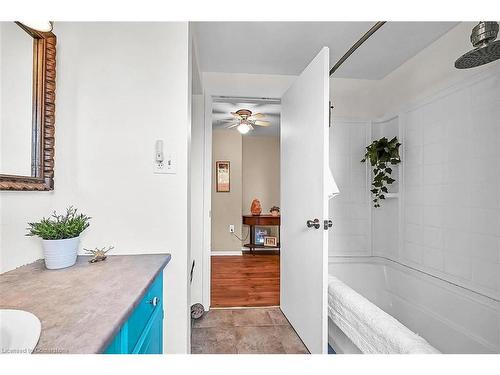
[194, 22, 459, 79]
[212, 99, 280, 137]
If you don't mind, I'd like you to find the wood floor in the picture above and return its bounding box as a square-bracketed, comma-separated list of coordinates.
[211, 254, 280, 307]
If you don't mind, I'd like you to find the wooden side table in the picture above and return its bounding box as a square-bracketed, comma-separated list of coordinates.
[242, 214, 280, 252]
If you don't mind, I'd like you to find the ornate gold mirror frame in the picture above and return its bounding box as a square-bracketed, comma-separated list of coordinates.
[0, 22, 56, 191]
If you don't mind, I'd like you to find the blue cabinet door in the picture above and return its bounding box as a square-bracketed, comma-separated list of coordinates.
[104, 272, 163, 354]
[133, 305, 163, 354]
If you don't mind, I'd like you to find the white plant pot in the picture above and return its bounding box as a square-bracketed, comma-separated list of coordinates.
[42, 236, 80, 270]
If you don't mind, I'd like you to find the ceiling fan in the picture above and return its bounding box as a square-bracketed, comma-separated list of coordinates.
[223, 109, 271, 134]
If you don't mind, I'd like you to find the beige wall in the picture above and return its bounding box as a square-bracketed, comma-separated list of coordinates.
[211, 129, 243, 251]
[242, 135, 280, 215]
[211, 130, 280, 251]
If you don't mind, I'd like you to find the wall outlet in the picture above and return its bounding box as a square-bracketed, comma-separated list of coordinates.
[154, 152, 176, 174]
[229, 225, 235, 233]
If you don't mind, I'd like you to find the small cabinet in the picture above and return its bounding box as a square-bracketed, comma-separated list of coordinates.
[104, 272, 163, 354]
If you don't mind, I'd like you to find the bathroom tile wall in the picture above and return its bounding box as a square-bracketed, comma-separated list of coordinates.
[401, 71, 500, 299]
[329, 120, 371, 256]
[371, 117, 400, 259]
[330, 23, 499, 301]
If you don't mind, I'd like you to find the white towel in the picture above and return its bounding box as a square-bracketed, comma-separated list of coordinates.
[328, 275, 440, 354]
[327, 167, 340, 200]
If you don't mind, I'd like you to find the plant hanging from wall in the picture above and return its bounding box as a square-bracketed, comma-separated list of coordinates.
[361, 136, 401, 208]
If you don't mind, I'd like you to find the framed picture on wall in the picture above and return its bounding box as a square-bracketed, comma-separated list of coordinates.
[216, 161, 230, 192]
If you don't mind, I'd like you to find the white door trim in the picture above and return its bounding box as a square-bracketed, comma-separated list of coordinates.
[201, 93, 213, 311]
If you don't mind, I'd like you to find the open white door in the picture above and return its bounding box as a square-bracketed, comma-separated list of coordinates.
[280, 47, 329, 354]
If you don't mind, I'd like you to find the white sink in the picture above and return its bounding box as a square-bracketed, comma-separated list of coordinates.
[0, 309, 41, 354]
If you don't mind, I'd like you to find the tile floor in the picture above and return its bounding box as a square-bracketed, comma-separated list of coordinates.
[191, 307, 309, 354]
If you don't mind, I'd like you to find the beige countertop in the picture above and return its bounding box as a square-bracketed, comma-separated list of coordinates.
[0, 254, 171, 354]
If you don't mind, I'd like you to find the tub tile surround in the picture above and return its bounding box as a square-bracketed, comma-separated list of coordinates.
[329, 258, 500, 353]
[191, 308, 309, 354]
[0, 254, 171, 353]
[330, 67, 500, 302]
[330, 120, 371, 256]
[401, 71, 500, 299]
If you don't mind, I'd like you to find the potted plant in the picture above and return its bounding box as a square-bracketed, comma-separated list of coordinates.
[27, 207, 91, 270]
[361, 136, 402, 208]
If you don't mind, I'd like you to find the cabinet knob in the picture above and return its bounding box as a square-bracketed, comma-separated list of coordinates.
[149, 296, 160, 306]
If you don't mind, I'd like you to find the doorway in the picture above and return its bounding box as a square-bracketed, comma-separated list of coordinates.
[210, 97, 281, 308]
[195, 47, 331, 354]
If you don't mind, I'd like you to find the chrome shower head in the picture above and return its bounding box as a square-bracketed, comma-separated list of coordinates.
[455, 21, 500, 69]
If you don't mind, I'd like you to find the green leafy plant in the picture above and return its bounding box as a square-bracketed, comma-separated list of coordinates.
[26, 206, 91, 240]
[361, 136, 401, 208]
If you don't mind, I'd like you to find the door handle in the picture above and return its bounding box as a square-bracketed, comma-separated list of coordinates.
[306, 219, 320, 229]
[324, 219, 333, 230]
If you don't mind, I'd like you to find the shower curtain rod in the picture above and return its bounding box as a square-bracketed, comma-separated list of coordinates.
[329, 21, 386, 76]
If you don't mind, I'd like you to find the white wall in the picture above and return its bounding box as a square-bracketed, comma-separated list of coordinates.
[203, 72, 295, 98]
[329, 22, 500, 300]
[0, 22, 192, 353]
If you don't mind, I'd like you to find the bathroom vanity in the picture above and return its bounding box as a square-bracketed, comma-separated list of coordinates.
[0, 254, 171, 354]
[104, 271, 164, 354]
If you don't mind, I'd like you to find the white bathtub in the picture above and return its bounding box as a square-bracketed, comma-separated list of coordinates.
[328, 256, 500, 354]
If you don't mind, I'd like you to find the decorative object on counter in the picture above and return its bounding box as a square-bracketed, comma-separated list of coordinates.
[216, 161, 230, 192]
[191, 303, 205, 319]
[250, 198, 262, 216]
[264, 236, 278, 247]
[361, 136, 401, 208]
[26, 206, 91, 270]
[270, 206, 280, 216]
[84, 246, 114, 263]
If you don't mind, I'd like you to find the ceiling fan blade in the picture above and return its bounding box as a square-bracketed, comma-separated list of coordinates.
[253, 120, 271, 127]
[226, 123, 239, 128]
[230, 112, 243, 118]
[248, 113, 265, 119]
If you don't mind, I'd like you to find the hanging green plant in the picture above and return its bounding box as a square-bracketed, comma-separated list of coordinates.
[361, 136, 401, 208]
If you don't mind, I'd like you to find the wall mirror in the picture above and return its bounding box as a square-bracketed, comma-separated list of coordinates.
[0, 22, 56, 190]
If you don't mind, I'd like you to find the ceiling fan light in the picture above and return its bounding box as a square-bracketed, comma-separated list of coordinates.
[18, 21, 53, 32]
[237, 123, 251, 134]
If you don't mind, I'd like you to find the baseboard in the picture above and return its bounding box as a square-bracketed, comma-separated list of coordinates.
[211, 250, 243, 256]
